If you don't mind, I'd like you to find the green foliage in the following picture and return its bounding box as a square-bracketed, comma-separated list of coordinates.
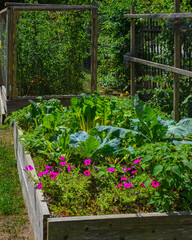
[129, 142, 192, 212]
[0, 127, 24, 215]
[17, 2, 91, 95]
[8, 94, 192, 215]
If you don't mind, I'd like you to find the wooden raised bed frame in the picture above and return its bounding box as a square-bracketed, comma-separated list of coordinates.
[14, 123, 192, 240]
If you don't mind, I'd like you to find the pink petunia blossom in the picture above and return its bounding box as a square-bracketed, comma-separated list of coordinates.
[151, 181, 160, 188]
[83, 170, 91, 176]
[117, 183, 122, 188]
[49, 171, 59, 179]
[25, 165, 33, 171]
[60, 162, 67, 166]
[38, 169, 49, 177]
[45, 165, 52, 169]
[37, 183, 42, 189]
[124, 182, 132, 188]
[67, 164, 71, 172]
[59, 156, 66, 161]
[131, 170, 137, 174]
[140, 182, 146, 188]
[107, 168, 115, 173]
[148, 170, 151, 173]
[133, 158, 141, 164]
[121, 177, 129, 181]
[84, 158, 91, 165]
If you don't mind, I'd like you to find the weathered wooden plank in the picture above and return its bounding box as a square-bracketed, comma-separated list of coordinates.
[15, 125, 50, 240]
[1, 85, 7, 112]
[124, 12, 192, 19]
[48, 212, 192, 240]
[0, 86, 6, 124]
[0, 87, 5, 114]
[7, 95, 78, 114]
[173, 0, 180, 122]
[128, 57, 192, 77]
[5, 2, 97, 9]
[11, 5, 97, 12]
[12, 11, 19, 98]
[91, 7, 98, 93]
[8, 8, 14, 99]
[130, 5, 135, 96]
[0, 8, 8, 15]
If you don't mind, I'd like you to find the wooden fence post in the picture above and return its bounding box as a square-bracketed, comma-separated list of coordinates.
[173, 0, 180, 121]
[7, 8, 14, 99]
[12, 11, 19, 98]
[0, 14, 3, 86]
[130, 5, 135, 96]
[91, 7, 98, 93]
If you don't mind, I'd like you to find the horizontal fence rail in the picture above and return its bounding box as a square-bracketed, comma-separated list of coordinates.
[128, 57, 192, 77]
[126, 1, 192, 121]
[124, 12, 192, 19]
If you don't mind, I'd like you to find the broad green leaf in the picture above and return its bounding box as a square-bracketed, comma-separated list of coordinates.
[97, 171, 105, 178]
[95, 125, 138, 139]
[152, 164, 163, 176]
[182, 160, 192, 170]
[170, 165, 181, 176]
[143, 179, 151, 187]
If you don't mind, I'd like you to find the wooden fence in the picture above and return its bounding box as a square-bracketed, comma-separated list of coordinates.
[124, 0, 192, 121]
[0, 2, 98, 123]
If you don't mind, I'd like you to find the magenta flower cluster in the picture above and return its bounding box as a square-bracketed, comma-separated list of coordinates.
[116, 158, 160, 194]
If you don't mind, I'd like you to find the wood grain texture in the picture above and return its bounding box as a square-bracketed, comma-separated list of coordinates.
[127, 57, 192, 77]
[173, 0, 180, 122]
[48, 212, 192, 240]
[12, 11, 19, 98]
[124, 12, 192, 19]
[7, 95, 78, 114]
[91, 8, 98, 93]
[14, 125, 50, 240]
[11, 5, 97, 12]
[1, 85, 7, 112]
[130, 5, 135, 96]
[0, 8, 8, 15]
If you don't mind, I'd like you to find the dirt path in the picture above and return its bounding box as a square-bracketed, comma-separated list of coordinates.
[0, 213, 34, 240]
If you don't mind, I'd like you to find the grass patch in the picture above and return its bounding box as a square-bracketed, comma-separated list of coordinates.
[0, 124, 33, 239]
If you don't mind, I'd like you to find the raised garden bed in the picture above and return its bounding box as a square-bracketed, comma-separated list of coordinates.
[14, 123, 192, 240]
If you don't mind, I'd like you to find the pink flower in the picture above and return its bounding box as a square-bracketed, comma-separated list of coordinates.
[45, 165, 52, 169]
[25, 165, 33, 171]
[59, 156, 66, 161]
[122, 167, 131, 171]
[140, 182, 146, 188]
[124, 182, 132, 188]
[37, 183, 42, 189]
[60, 162, 67, 166]
[151, 181, 160, 188]
[38, 170, 49, 177]
[67, 164, 71, 172]
[83, 170, 91, 176]
[49, 171, 59, 179]
[133, 158, 141, 164]
[84, 158, 91, 165]
[148, 170, 151, 173]
[121, 177, 129, 181]
[117, 183, 122, 188]
[131, 170, 137, 174]
[107, 168, 115, 173]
